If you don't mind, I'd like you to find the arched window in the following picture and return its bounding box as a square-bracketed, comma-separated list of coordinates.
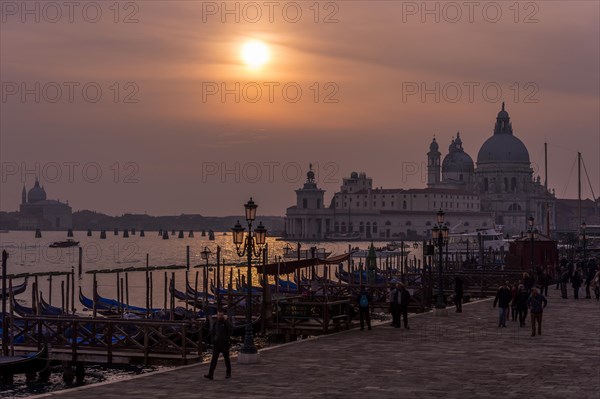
[504, 178, 509, 192]
[484, 178, 489, 191]
[459, 174, 463, 181]
[508, 203, 522, 211]
[334, 222, 339, 233]
[511, 177, 517, 192]
[402, 200, 407, 210]
[385, 221, 392, 226]
[372, 222, 378, 233]
[359, 222, 364, 233]
[341, 222, 346, 233]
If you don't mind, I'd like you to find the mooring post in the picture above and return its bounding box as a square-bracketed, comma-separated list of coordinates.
[48, 274, 53, 306]
[1, 250, 8, 356]
[78, 247, 83, 279]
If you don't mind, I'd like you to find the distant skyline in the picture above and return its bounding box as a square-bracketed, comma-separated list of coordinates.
[1, 1, 598, 216]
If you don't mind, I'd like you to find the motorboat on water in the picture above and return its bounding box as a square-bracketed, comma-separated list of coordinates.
[49, 239, 79, 248]
[447, 228, 511, 253]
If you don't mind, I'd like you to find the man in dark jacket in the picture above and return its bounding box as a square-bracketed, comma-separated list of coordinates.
[396, 283, 411, 330]
[526, 287, 548, 337]
[493, 281, 512, 327]
[454, 276, 464, 313]
[205, 309, 233, 380]
[357, 286, 372, 330]
[389, 283, 400, 327]
[571, 271, 583, 299]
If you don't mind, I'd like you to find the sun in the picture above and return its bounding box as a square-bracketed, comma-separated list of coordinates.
[241, 40, 270, 69]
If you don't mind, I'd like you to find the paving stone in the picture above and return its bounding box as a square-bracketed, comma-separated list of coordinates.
[38, 288, 600, 398]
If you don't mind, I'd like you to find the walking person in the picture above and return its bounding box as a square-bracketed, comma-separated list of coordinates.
[493, 281, 512, 328]
[539, 270, 549, 297]
[560, 268, 570, 299]
[522, 272, 533, 295]
[527, 287, 548, 337]
[514, 284, 529, 327]
[591, 266, 600, 300]
[584, 264, 593, 299]
[454, 275, 464, 313]
[397, 283, 411, 329]
[571, 270, 583, 299]
[510, 283, 518, 321]
[357, 285, 372, 330]
[389, 282, 400, 327]
[205, 309, 233, 380]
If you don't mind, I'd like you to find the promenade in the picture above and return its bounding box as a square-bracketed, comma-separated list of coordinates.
[37, 287, 600, 399]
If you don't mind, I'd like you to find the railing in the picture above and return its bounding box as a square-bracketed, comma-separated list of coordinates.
[9, 315, 203, 364]
[273, 297, 351, 335]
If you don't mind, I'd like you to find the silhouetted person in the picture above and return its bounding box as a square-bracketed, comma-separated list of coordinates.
[539, 270, 549, 297]
[571, 271, 583, 299]
[493, 281, 512, 327]
[560, 268, 570, 299]
[454, 276, 464, 313]
[389, 283, 400, 327]
[527, 287, 547, 337]
[514, 284, 529, 327]
[396, 283, 411, 329]
[205, 309, 233, 380]
[357, 286, 372, 330]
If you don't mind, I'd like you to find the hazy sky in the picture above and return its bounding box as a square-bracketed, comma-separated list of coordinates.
[1, 1, 599, 216]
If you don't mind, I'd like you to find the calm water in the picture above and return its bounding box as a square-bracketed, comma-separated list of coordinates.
[0, 231, 421, 309]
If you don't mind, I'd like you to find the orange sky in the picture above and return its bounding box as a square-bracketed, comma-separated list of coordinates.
[1, 1, 599, 216]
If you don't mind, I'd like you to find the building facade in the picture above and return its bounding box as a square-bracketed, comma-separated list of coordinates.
[18, 180, 73, 230]
[285, 105, 557, 240]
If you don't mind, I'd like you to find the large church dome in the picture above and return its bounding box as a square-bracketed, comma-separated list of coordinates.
[477, 103, 530, 164]
[27, 180, 47, 203]
[442, 133, 474, 174]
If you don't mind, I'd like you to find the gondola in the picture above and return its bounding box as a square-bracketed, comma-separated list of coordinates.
[0, 277, 28, 299]
[335, 268, 388, 285]
[78, 288, 162, 316]
[0, 345, 49, 378]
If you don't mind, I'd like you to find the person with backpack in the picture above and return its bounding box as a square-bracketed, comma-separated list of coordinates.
[357, 286, 372, 330]
[526, 287, 548, 337]
[396, 282, 411, 330]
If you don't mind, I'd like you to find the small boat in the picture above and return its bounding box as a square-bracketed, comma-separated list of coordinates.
[0, 345, 49, 378]
[49, 239, 79, 248]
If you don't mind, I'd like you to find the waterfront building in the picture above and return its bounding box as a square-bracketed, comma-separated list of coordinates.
[18, 179, 73, 230]
[285, 105, 557, 240]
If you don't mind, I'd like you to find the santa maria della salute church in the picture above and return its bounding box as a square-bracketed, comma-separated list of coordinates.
[285, 104, 556, 240]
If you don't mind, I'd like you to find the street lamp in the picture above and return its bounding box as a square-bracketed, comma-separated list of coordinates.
[231, 197, 267, 363]
[200, 246, 212, 313]
[527, 217, 538, 273]
[431, 210, 449, 315]
[579, 221, 587, 262]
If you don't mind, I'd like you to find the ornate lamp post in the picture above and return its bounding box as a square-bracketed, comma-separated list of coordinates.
[231, 198, 267, 364]
[579, 221, 587, 263]
[431, 210, 449, 315]
[200, 246, 212, 313]
[527, 216, 539, 273]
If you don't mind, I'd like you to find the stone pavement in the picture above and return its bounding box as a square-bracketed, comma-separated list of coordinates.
[37, 287, 600, 399]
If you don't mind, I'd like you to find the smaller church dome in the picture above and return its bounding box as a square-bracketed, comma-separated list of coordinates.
[350, 171, 358, 179]
[429, 138, 439, 152]
[27, 180, 46, 203]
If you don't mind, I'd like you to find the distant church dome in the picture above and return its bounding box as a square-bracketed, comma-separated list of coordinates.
[27, 180, 46, 203]
[350, 171, 359, 179]
[442, 132, 474, 174]
[477, 103, 530, 164]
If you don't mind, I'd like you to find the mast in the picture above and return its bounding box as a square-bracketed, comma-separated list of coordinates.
[544, 142, 548, 190]
[578, 152, 582, 224]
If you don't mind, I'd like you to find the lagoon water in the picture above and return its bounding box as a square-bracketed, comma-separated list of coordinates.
[0, 231, 417, 309]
